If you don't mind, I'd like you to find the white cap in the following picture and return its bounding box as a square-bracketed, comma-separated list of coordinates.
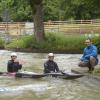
[11, 53, 17, 57]
[48, 53, 54, 57]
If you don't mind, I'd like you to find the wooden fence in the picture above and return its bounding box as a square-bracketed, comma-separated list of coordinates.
[0, 22, 25, 35]
[0, 19, 100, 35]
[44, 19, 100, 34]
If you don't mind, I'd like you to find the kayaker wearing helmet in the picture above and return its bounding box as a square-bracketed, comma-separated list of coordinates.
[44, 53, 60, 73]
[7, 53, 22, 72]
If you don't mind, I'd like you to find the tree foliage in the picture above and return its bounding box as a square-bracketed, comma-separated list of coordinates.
[0, 0, 100, 21]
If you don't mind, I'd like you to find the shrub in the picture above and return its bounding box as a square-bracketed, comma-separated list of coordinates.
[6, 33, 100, 53]
[0, 39, 5, 48]
[93, 36, 100, 53]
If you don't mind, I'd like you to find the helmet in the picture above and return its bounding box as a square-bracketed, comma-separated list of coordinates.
[48, 53, 54, 57]
[11, 52, 17, 57]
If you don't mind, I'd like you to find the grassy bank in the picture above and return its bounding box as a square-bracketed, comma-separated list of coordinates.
[93, 36, 100, 53]
[0, 39, 5, 49]
[6, 33, 100, 53]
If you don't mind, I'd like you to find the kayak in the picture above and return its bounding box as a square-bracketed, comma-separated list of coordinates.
[16, 72, 84, 79]
[15, 71, 47, 78]
[71, 69, 100, 81]
[0, 71, 84, 79]
[0, 72, 16, 77]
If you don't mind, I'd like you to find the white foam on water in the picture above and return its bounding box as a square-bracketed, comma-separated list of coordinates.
[0, 84, 52, 93]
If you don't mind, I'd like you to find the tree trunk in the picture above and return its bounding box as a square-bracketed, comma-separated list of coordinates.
[30, 0, 45, 42]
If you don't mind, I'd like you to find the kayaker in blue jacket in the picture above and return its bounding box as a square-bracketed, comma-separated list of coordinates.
[7, 53, 22, 73]
[78, 38, 98, 72]
[44, 53, 60, 73]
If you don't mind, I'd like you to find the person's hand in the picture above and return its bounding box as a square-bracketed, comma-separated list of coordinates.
[19, 60, 26, 65]
[14, 59, 19, 63]
[80, 57, 84, 61]
[50, 71, 54, 73]
[60, 70, 65, 73]
[13, 59, 22, 65]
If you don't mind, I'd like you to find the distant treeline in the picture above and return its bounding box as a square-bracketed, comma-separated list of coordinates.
[0, 0, 100, 22]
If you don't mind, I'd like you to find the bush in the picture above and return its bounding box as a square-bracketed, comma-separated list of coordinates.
[0, 39, 5, 48]
[6, 36, 34, 49]
[6, 33, 85, 52]
[93, 36, 100, 53]
[6, 33, 100, 53]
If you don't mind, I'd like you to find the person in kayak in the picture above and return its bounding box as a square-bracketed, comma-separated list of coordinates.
[7, 53, 22, 73]
[78, 38, 98, 72]
[44, 53, 60, 73]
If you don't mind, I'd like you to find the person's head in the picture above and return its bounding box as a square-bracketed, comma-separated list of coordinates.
[48, 53, 54, 61]
[85, 38, 92, 46]
[11, 53, 17, 60]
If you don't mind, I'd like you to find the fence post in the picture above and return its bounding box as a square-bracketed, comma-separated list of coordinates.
[19, 22, 21, 35]
[91, 19, 94, 35]
[79, 20, 82, 34]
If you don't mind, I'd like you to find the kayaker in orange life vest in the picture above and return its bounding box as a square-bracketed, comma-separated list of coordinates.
[7, 53, 22, 73]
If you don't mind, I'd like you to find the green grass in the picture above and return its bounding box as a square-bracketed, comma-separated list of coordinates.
[6, 36, 34, 49]
[0, 39, 5, 48]
[93, 36, 100, 53]
[6, 33, 100, 53]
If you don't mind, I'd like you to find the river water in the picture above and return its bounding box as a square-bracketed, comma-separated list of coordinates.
[0, 50, 100, 100]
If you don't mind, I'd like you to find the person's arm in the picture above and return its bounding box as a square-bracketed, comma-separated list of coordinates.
[7, 60, 13, 72]
[14, 60, 22, 71]
[18, 64, 22, 70]
[44, 63, 50, 73]
[80, 48, 86, 61]
[84, 46, 97, 59]
[55, 62, 60, 72]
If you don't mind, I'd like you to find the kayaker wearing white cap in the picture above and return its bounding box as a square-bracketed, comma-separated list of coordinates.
[44, 53, 60, 73]
[7, 52, 22, 72]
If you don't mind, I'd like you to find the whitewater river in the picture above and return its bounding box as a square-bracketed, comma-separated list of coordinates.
[0, 50, 100, 100]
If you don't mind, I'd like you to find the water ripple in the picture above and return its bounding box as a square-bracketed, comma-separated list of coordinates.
[0, 84, 52, 93]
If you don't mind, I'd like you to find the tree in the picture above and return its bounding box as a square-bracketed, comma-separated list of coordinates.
[43, 0, 60, 21]
[29, 0, 45, 42]
[60, 0, 100, 20]
[0, 0, 45, 42]
[0, 0, 100, 42]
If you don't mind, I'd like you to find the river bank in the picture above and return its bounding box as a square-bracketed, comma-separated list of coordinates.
[0, 33, 100, 53]
[5, 48, 83, 54]
[4, 33, 100, 53]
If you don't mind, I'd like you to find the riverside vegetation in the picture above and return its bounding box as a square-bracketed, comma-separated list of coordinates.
[5, 33, 100, 53]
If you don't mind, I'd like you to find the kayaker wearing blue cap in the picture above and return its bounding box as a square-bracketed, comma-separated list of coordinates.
[78, 38, 98, 72]
[44, 53, 60, 73]
[7, 53, 22, 72]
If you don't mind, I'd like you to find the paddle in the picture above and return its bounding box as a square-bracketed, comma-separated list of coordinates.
[60, 70, 71, 76]
[45, 70, 75, 77]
